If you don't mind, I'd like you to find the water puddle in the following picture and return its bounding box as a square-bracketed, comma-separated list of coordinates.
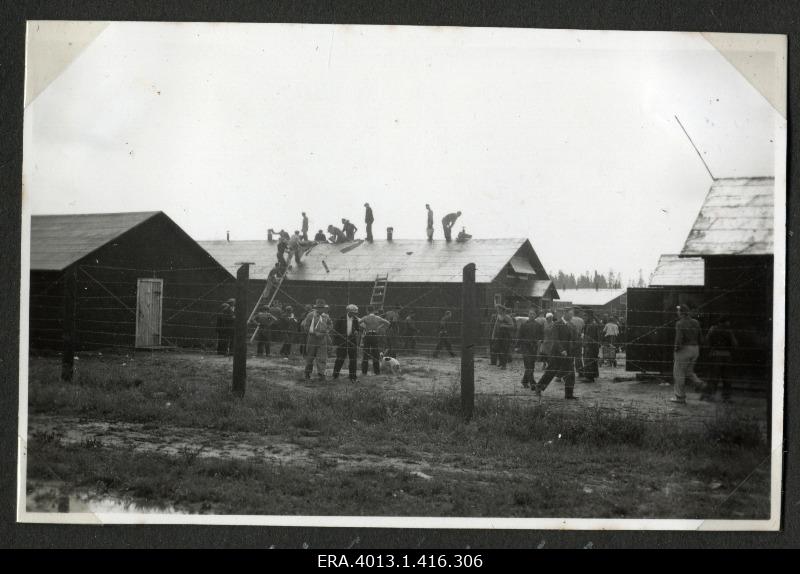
[26, 481, 183, 514]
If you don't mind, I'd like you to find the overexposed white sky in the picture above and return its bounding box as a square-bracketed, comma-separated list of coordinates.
[23, 23, 783, 282]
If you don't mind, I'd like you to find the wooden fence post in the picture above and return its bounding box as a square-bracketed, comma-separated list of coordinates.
[232, 262, 252, 397]
[61, 266, 77, 382]
[461, 263, 477, 422]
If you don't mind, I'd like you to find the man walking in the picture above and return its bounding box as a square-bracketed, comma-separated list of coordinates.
[519, 308, 544, 388]
[441, 211, 462, 242]
[301, 212, 309, 240]
[534, 310, 578, 399]
[671, 305, 704, 404]
[425, 204, 434, 241]
[700, 315, 738, 402]
[301, 299, 333, 381]
[364, 203, 374, 242]
[433, 310, 456, 358]
[333, 304, 361, 382]
[359, 307, 391, 374]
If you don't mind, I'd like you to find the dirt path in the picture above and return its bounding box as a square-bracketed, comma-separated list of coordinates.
[27, 414, 508, 479]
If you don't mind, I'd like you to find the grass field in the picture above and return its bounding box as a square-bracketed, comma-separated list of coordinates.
[24, 351, 771, 519]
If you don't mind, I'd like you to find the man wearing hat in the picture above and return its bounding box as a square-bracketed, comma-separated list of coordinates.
[359, 307, 391, 374]
[301, 299, 334, 380]
[333, 304, 361, 382]
[364, 203, 374, 243]
[490, 304, 515, 369]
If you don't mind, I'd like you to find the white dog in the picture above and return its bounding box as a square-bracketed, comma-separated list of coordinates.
[379, 352, 401, 375]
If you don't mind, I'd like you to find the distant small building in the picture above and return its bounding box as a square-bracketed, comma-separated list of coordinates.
[649, 254, 705, 288]
[557, 288, 627, 317]
[29, 212, 234, 351]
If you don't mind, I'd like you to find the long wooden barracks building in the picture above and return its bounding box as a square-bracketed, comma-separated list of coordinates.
[199, 235, 559, 351]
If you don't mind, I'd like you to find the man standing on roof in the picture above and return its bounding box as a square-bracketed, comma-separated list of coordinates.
[301, 212, 309, 241]
[333, 304, 361, 382]
[342, 218, 358, 241]
[441, 211, 462, 242]
[359, 307, 391, 374]
[327, 224, 346, 244]
[364, 203, 374, 243]
[425, 204, 434, 241]
[301, 299, 334, 381]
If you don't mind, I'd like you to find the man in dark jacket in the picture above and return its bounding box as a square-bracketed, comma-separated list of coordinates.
[402, 311, 419, 352]
[489, 305, 515, 369]
[342, 218, 358, 241]
[364, 203, 374, 242]
[700, 315, 738, 402]
[519, 309, 545, 388]
[534, 309, 578, 399]
[579, 311, 601, 382]
[314, 229, 328, 242]
[333, 304, 361, 382]
[433, 310, 456, 358]
[253, 305, 277, 357]
[216, 299, 236, 356]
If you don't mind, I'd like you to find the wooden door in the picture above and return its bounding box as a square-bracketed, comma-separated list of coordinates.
[135, 278, 163, 348]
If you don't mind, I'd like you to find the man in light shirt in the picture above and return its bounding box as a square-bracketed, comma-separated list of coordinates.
[360, 307, 391, 375]
[301, 299, 334, 381]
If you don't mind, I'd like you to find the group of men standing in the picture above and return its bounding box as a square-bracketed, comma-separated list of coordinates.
[488, 306, 612, 400]
[248, 298, 422, 382]
[425, 204, 465, 242]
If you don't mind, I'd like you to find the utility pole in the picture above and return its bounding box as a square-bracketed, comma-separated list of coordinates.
[232, 262, 253, 397]
[460, 263, 477, 422]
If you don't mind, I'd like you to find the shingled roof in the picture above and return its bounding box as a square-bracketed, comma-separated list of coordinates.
[30, 211, 160, 271]
[198, 238, 548, 284]
[649, 254, 705, 287]
[681, 177, 774, 256]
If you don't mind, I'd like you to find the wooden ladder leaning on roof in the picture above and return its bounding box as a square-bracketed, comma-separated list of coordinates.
[248, 269, 288, 342]
[369, 274, 389, 311]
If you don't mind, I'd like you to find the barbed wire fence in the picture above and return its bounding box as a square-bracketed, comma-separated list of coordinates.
[29, 258, 773, 427]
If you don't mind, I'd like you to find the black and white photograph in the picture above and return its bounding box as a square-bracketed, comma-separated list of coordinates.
[17, 21, 786, 529]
